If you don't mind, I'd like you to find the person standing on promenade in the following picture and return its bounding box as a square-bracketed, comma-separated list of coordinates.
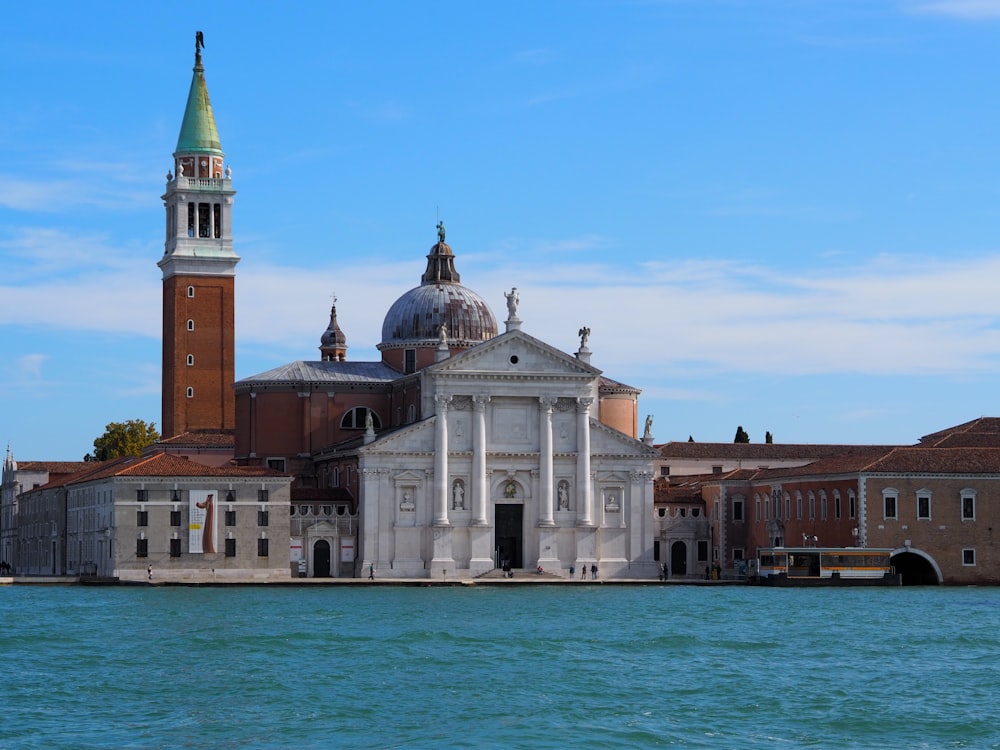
[147, 564, 152, 581]
[369, 563, 375, 581]
[590, 564, 598, 580]
[580, 565, 587, 580]
[570, 564, 575, 579]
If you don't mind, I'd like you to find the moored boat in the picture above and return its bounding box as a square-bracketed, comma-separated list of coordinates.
[753, 547, 901, 586]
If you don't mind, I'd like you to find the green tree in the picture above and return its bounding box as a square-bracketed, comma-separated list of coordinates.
[734, 425, 750, 443]
[86, 419, 160, 461]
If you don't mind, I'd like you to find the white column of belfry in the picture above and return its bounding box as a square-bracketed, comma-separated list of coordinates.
[576, 397, 594, 526]
[434, 394, 451, 526]
[539, 396, 556, 526]
[472, 395, 489, 525]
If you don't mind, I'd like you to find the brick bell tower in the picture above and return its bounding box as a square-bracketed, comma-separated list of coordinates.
[158, 32, 238, 439]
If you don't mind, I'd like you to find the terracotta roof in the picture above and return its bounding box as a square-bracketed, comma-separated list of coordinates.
[866, 447, 1000, 474]
[655, 442, 900, 461]
[599, 376, 640, 394]
[918, 418, 1000, 448]
[28, 453, 289, 490]
[155, 430, 235, 448]
[14, 461, 91, 476]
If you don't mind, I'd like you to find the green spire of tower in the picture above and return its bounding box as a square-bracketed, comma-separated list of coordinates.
[175, 31, 222, 155]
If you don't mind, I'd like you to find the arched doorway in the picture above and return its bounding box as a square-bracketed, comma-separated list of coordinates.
[313, 539, 331, 578]
[891, 550, 941, 585]
[671, 541, 687, 576]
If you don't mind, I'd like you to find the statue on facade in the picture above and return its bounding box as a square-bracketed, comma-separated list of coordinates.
[578, 326, 590, 350]
[505, 287, 519, 318]
[452, 480, 465, 510]
[557, 481, 570, 510]
[643, 414, 653, 440]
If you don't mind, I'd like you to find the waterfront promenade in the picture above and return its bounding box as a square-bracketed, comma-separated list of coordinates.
[0, 572, 737, 587]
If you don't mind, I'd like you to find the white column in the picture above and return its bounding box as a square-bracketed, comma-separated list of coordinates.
[538, 397, 555, 526]
[433, 394, 451, 526]
[576, 397, 594, 526]
[472, 395, 489, 525]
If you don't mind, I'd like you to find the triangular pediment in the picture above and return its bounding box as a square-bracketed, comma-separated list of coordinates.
[589, 419, 661, 459]
[429, 329, 600, 380]
[359, 417, 436, 455]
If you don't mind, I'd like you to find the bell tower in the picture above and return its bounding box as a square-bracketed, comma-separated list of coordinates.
[159, 32, 238, 438]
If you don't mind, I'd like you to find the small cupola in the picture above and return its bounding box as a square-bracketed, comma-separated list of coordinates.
[319, 298, 348, 361]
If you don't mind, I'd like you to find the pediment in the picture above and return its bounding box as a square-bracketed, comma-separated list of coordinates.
[589, 419, 661, 458]
[360, 418, 436, 454]
[429, 330, 599, 379]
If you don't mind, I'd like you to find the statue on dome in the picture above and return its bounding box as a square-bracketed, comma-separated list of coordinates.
[436, 221, 446, 243]
[505, 287, 519, 318]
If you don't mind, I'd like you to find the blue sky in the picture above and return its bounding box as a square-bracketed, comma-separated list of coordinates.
[4, 0, 1000, 459]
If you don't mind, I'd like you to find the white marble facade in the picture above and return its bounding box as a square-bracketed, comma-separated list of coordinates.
[358, 329, 658, 579]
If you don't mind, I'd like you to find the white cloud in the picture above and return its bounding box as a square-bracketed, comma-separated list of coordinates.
[5, 225, 1000, 380]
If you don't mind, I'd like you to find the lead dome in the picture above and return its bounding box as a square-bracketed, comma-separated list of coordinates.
[378, 228, 497, 351]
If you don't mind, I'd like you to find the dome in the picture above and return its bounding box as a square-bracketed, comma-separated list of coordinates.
[379, 228, 498, 351]
[379, 282, 497, 349]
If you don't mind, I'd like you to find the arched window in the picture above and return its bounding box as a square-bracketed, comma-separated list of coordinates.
[341, 407, 381, 430]
[187, 286, 195, 298]
[186, 387, 194, 398]
[186, 354, 194, 366]
[187, 319, 194, 331]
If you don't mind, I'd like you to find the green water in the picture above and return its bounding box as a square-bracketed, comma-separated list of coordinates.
[0, 585, 997, 748]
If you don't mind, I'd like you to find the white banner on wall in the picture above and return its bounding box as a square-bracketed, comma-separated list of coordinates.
[340, 538, 355, 563]
[290, 537, 303, 562]
[189, 489, 218, 554]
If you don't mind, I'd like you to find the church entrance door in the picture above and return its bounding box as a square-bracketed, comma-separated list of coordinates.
[671, 541, 687, 576]
[313, 539, 331, 577]
[495, 504, 523, 569]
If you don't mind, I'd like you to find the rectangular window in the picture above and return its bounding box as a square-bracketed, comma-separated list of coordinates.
[169, 538, 181, 557]
[884, 496, 897, 520]
[257, 538, 269, 557]
[917, 495, 931, 520]
[266, 458, 286, 472]
[653, 540, 660, 562]
[136, 489, 147, 502]
[821, 497, 827, 521]
[962, 496, 975, 521]
[733, 500, 744, 522]
[170, 510, 181, 527]
[809, 495, 815, 520]
[755, 499, 761, 522]
[187, 202, 195, 237]
[136, 538, 148, 558]
[225, 538, 236, 557]
[712, 465, 723, 476]
[213, 203, 221, 238]
[850, 495, 856, 519]
[796, 496, 803, 520]
[258, 489, 270, 503]
[660, 466, 669, 477]
[404, 348, 416, 374]
[835, 495, 842, 520]
[963, 548, 976, 566]
[225, 510, 236, 527]
[257, 510, 269, 527]
[733, 548, 744, 561]
[137, 510, 148, 527]
[697, 540, 709, 562]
